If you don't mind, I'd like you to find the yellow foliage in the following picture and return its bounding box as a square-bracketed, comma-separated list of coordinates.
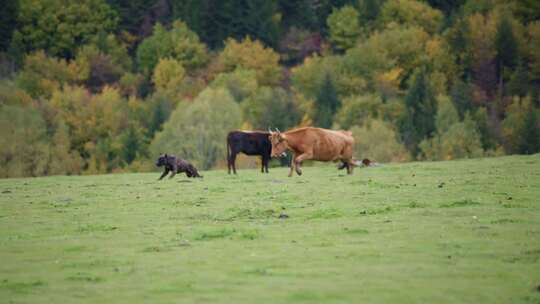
[219, 37, 281, 86]
[152, 58, 185, 94]
[467, 13, 498, 62]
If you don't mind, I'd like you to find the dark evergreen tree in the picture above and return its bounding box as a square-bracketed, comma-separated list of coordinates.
[0, 0, 18, 52]
[120, 124, 143, 164]
[358, 0, 383, 26]
[514, 0, 540, 23]
[518, 108, 540, 154]
[314, 73, 340, 128]
[106, 0, 157, 35]
[508, 60, 530, 98]
[450, 78, 474, 119]
[173, 0, 279, 49]
[278, 0, 318, 30]
[495, 14, 518, 80]
[426, 0, 465, 16]
[314, 0, 357, 33]
[399, 68, 437, 156]
[446, 17, 471, 79]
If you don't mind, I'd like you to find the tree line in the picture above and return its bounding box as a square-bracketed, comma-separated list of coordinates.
[0, 0, 539, 177]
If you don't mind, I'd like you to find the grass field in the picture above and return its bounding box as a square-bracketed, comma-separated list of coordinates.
[1, 155, 539, 303]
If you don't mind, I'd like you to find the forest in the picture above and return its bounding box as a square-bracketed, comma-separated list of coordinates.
[0, 0, 539, 177]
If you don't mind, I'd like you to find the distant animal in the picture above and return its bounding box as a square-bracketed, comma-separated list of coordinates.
[269, 127, 355, 177]
[156, 154, 202, 179]
[338, 158, 378, 169]
[226, 131, 272, 174]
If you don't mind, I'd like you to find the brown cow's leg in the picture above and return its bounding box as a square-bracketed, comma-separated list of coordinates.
[288, 154, 296, 177]
[294, 152, 313, 176]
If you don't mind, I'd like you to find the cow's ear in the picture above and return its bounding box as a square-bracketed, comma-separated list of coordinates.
[164, 153, 168, 158]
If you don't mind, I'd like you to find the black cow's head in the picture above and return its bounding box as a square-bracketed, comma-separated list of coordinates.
[156, 154, 169, 167]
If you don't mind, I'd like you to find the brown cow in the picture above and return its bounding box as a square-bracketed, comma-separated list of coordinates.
[269, 127, 355, 177]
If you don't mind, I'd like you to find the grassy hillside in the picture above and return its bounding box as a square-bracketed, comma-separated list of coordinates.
[1, 155, 539, 303]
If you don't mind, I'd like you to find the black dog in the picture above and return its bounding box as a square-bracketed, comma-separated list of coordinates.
[156, 154, 202, 180]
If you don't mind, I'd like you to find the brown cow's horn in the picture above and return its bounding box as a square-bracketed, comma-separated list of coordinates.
[275, 127, 280, 133]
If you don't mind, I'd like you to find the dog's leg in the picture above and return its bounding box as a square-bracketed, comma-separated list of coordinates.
[158, 168, 169, 180]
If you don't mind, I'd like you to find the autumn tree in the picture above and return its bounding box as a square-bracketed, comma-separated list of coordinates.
[16, 51, 81, 99]
[218, 37, 282, 86]
[0, 105, 50, 177]
[152, 57, 185, 100]
[379, 0, 444, 34]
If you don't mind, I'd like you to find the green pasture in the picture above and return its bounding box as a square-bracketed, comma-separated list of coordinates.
[1, 155, 539, 303]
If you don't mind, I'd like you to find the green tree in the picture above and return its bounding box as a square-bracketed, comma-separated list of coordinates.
[314, 73, 340, 128]
[242, 87, 300, 130]
[327, 5, 361, 51]
[150, 88, 242, 169]
[210, 68, 259, 102]
[334, 94, 384, 129]
[399, 67, 437, 156]
[419, 96, 484, 160]
[350, 119, 410, 162]
[15, 0, 118, 58]
[136, 21, 208, 75]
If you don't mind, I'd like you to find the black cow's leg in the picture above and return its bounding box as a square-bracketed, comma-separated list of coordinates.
[158, 168, 169, 180]
[230, 152, 237, 174]
[264, 156, 269, 173]
[260, 156, 264, 173]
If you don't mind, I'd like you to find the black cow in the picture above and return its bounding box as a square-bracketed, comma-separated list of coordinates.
[227, 131, 272, 174]
[156, 154, 202, 179]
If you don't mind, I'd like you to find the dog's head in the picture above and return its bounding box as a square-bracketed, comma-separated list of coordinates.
[156, 154, 171, 167]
